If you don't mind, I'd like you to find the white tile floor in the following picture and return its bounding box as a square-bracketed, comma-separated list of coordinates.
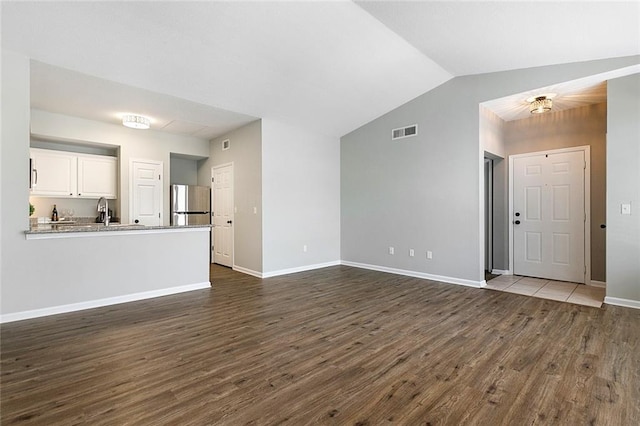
[485, 275, 605, 308]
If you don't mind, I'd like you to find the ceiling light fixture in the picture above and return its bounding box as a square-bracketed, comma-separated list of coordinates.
[122, 114, 150, 129]
[528, 95, 553, 114]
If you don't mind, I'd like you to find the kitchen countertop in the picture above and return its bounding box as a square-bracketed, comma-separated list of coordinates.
[25, 222, 212, 238]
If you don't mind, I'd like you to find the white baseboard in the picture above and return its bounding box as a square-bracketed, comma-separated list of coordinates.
[0, 281, 211, 324]
[342, 261, 483, 288]
[604, 296, 640, 310]
[491, 269, 510, 275]
[262, 261, 341, 279]
[588, 280, 606, 288]
[232, 265, 263, 278]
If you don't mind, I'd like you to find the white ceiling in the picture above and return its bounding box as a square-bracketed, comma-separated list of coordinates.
[2, 1, 639, 139]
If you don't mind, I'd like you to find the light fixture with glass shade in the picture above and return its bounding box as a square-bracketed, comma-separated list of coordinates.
[122, 114, 151, 129]
[527, 94, 554, 114]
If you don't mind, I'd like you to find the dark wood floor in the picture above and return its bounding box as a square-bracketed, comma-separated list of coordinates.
[2, 264, 639, 425]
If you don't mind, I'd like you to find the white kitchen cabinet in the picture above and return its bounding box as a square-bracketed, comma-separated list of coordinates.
[30, 149, 77, 197]
[77, 155, 117, 198]
[30, 148, 117, 199]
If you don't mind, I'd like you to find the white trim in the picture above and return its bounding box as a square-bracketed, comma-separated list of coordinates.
[0, 282, 211, 324]
[262, 261, 342, 279]
[232, 265, 263, 278]
[491, 269, 510, 275]
[508, 145, 591, 284]
[604, 296, 640, 310]
[341, 261, 483, 288]
[25, 226, 210, 240]
[588, 280, 606, 288]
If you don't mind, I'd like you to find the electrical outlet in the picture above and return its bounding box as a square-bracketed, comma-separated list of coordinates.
[253, 206, 257, 214]
[621, 203, 631, 215]
[303, 245, 307, 252]
[427, 250, 433, 259]
[389, 246, 394, 255]
[409, 249, 415, 257]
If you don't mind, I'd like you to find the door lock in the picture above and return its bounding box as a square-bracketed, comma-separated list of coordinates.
[514, 220, 521, 225]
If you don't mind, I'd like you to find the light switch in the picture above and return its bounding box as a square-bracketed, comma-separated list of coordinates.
[621, 203, 631, 215]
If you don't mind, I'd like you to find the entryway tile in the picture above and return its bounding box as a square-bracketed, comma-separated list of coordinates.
[567, 285, 605, 308]
[484, 275, 605, 308]
[532, 281, 577, 302]
[502, 280, 547, 296]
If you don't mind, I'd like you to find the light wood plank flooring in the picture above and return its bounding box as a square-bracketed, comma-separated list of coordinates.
[2, 265, 638, 425]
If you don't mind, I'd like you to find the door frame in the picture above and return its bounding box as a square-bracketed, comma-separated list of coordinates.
[129, 158, 163, 226]
[484, 158, 493, 272]
[211, 162, 234, 267]
[508, 145, 591, 284]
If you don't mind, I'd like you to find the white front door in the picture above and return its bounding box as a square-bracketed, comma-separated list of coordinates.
[130, 159, 163, 226]
[212, 164, 233, 267]
[513, 150, 585, 283]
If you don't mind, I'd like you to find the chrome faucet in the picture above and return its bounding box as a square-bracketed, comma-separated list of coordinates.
[97, 197, 109, 226]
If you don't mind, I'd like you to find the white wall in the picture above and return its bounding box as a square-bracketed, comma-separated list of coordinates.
[1, 51, 211, 319]
[261, 119, 341, 275]
[31, 109, 210, 225]
[1, 50, 31, 306]
[606, 73, 640, 305]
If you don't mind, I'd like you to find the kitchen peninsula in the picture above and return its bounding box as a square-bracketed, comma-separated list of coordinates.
[3, 223, 212, 323]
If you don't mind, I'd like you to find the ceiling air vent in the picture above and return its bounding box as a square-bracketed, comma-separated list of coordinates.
[222, 139, 230, 151]
[391, 124, 418, 140]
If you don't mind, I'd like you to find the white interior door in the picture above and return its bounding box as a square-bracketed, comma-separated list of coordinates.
[513, 150, 585, 283]
[130, 159, 163, 226]
[212, 164, 233, 267]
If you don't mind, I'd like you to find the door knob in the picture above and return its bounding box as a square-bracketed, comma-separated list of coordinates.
[600, 224, 606, 229]
[227, 220, 232, 224]
[514, 220, 521, 225]
[515, 212, 521, 217]
[134, 219, 139, 224]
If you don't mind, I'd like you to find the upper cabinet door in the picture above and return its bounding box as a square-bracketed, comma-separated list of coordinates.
[30, 149, 77, 197]
[77, 155, 118, 199]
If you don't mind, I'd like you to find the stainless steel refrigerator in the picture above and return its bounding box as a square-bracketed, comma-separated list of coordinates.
[170, 184, 211, 226]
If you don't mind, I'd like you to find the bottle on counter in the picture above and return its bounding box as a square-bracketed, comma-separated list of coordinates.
[51, 204, 58, 222]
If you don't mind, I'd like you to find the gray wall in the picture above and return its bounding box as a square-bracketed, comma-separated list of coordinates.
[503, 102, 608, 282]
[198, 120, 263, 274]
[606, 73, 640, 303]
[341, 56, 640, 285]
[261, 119, 341, 274]
[170, 157, 199, 185]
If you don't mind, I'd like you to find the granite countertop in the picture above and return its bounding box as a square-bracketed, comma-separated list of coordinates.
[25, 222, 212, 235]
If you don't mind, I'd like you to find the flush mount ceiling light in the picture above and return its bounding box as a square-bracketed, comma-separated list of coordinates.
[122, 114, 150, 129]
[527, 94, 555, 114]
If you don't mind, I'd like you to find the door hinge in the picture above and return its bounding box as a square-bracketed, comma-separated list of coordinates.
[584, 161, 586, 170]
[158, 213, 161, 218]
[212, 177, 214, 182]
[158, 174, 161, 180]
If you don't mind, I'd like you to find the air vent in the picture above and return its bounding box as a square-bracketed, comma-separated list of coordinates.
[222, 139, 230, 151]
[391, 124, 418, 140]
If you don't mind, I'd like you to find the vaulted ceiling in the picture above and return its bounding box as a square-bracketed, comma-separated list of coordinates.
[2, 1, 639, 139]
